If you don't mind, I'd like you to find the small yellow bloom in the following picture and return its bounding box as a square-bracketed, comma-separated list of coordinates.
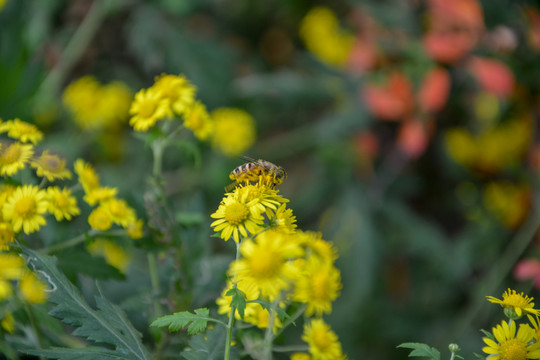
[0, 142, 33, 176]
[129, 88, 171, 132]
[211, 108, 256, 157]
[487, 289, 540, 317]
[88, 205, 112, 231]
[183, 101, 213, 140]
[273, 203, 297, 233]
[126, 219, 144, 239]
[0, 253, 24, 280]
[83, 186, 118, 206]
[482, 320, 540, 360]
[19, 271, 47, 304]
[302, 318, 346, 360]
[0, 118, 43, 144]
[46, 186, 80, 221]
[1, 312, 15, 333]
[74, 159, 100, 193]
[87, 239, 131, 273]
[99, 81, 133, 128]
[0, 279, 13, 301]
[30, 150, 72, 181]
[152, 73, 196, 116]
[0, 223, 14, 250]
[483, 182, 530, 228]
[3, 185, 48, 234]
[102, 198, 136, 227]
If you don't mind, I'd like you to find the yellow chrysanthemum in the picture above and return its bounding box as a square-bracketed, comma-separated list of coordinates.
[129, 88, 171, 132]
[88, 205, 112, 231]
[211, 108, 256, 157]
[3, 185, 48, 234]
[238, 182, 289, 217]
[487, 289, 540, 317]
[217, 281, 260, 319]
[0, 253, 24, 280]
[293, 255, 342, 317]
[210, 190, 265, 243]
[299, 231, 339, 265]
[152, 73, 196, 116]
[0, 279, 13, 301]
[183, 101, 213, 140]
[87, 239, 131, 273]
[302, 319, 346, 360]
[126, 219, 144, 239]
[19, 271, 47, 304]
[46, 187, 80, 221]
[0, 223, 14, 250]
[99, 81, 133, 128]
[273, 203, 297, 233]
[83, 186, 118, 206]
[299, 6, 355, 67]
[1, 312, 15, 333]
[30, 150, 72, 181]
[482, 320, 540, 360]
[74, 159, 100, 193]
[101, 198, 137, 227]
[0, 118, 43, 144]
[0, 142, 33, 176]
[230, 229, 304, 300]
[527, 314, 540, 342]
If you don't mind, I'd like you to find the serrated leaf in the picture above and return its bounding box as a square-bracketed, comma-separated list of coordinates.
[397, 343, 441, 360]
[225, 287, 246, 319]
[22, 247, 151, 360]
[247, 299, 292, 323]
[26, 347, 126, 360]
[151, 308, 210, 335]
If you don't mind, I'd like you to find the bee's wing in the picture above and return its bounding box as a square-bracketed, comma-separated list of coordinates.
[240, 155, 258, 163]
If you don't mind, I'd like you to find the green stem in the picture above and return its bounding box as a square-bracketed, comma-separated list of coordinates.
[262, 299, 278, 360]
[148, 252, 162, 318]
[39, 230, 96, 254]
[271, 345, 309, 353]
[24, 302, 45, 360]
[224, 240, 242, 360]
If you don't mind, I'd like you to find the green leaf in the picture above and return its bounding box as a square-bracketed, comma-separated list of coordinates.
[397, 343, 441, 360]
[181, 326, 238, 360]
[150, 308, 210, 335]
[22, 247, 151, 360]
[225, 286, 246, 319]
[247, 298, 292, 323]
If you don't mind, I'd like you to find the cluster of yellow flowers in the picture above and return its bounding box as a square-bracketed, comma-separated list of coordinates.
[63, 76, 132, 130]
[128, 73, 256, 157]
[211, 180, 346, 359]
[483, 289, 540, 359]
[299, 6, 355, 67]
[0, 117, 143, 332]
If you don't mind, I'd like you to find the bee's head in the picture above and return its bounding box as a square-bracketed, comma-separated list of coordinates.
[274, 167, 287, 182]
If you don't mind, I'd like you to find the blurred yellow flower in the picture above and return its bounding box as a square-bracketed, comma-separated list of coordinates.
[0, 223, 14, 250]
[217, 281, 259, 319]
[0, 279, 13, 301]
[273, 203, 297, 233]
[482, 320, 540, 360]
[487, 288, 540, 317]
[0, 119, 43, 145]
[102, 198, 136, 227]
[299, 6, 355, 67]
[302, 318, 346, 360]
[211, 108, 256, 157]
[231, 230, 304, 300]
[300, 231, 339, 264]
[100, 81, 133, 127]
[83, 186, 118, 206]
[0, 142, 33, 176]
[74, 159, 100, 194]
[129, 88, 171, 132]
[126, 219, 144, 239]
[19, 271, 47, 304]
[46, 187, 80, 221]
[483, 181, 530, 228]
[0, 253, 24, 280]
[152, 74, 196, 116]
[88, 205, 112, 231]
[1, 313, 14, 333]
[3, 185, 48, 234]
[87, 239, 131, 273]
[30, 150, 72, 181]
[183, 101, 214, 140]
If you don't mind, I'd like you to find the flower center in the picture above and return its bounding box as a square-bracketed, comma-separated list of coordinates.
[504, 294, 529, 308]
[249, 248, 281, 279]
[43, 155, 62, 172]
[54, 193, 69, 209]
[15, 197, 35, 218]
[311, 272, 331, 300]
[499, 338, 527, 360]
[313, 328, 333, 352]
[224, 203, 248, 225]
[1, 144, 21, 164]
[139, 99, 157, 118]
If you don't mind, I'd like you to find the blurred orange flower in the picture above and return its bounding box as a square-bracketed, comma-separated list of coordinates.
[467, 56, 515, 98]
[363, 73, 414, 121]
[515, 260, 540, 289]
[418, 67, 451, 113]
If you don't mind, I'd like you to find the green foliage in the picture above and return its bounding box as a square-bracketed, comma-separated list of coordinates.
[226, 286, 246, 319]
[248, 298, 293, 323]
[181, 326, 239, 360]
[22, 247, 151, 360]
[150, 308, 212, 335]
[397, 343, 441, 360]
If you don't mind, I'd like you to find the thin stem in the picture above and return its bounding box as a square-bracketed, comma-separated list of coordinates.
[224, 240, 242, 360]
[262, 299, 279, 360]
[148, 252, 162, 318]
[24, 302, 45, 360]
[271, 345, 309, 353]
[39, 230, 96, 254]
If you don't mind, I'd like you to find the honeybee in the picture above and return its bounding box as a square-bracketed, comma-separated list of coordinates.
[226, 156, 286, 191]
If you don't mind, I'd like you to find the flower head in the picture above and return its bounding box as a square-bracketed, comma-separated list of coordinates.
[88, 205, 112, 231]
[183, 101, 213, 140]
[487, 289, 540, 318]
[211, 108, 256, 157]
[101, 198, 137, 227]
[152, 74, 196, 116]
[30, 150, 72, 181]
[3, 185, 48, 234]
[483, 320, 540, 360]
[46, 186, 80, 221]
[19, 271, 47, 304]
[0, 119, 43, 144]
[0, 142, 33, 176]
[302, 318, 346, 360]
[83, 186, 118, 206]
[74, 159, 100, 193]
[129, 88, 171, 132]
[272, 203, 297, 233]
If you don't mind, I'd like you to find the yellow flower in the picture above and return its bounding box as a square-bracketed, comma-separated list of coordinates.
[83, 186, 118, 206]
[152, 73, 196, 116]
[0, 253, 24, 280]
[1, 312, 15, 333]
[291, 354, 312, 360]
[483, 182, 530, 228]
[217, 281, 259, 319]
[87, 239, 131, 273]
[74, 159, 100, 193]
[0, 118, 43, 144]
[444, 128, 477, 168]
[0, 142, 33, 176]
[231, 230, 304, 300]
[299, 231, 339, 265]
[487, 289, 540, 317]
[299, 7, 354, 67]
[126, 219, 144, 239]
[527, 314, 540, 342]
[482, 320, 540, 360]
[239, 182, 289, 216]
[210, 189, 265, 243]
[102, 198, 136, 227]
[99, 81, 132, 128]
[211, 108, 256, 157]
[183, 101, 213, 140]
[88, 205, 112, 231]
[46, 187, 80, 221]
[293, 255, 342, 317]
[129, 88, 171, 132]
[19, 271, 47, 304]
[0, 279, 13, 301]
[302, 318, 346, 360]
[272, 203, 297, 233]
[0, 223, 15, 250]
[30, 150, 72, 181]
[3, 185, 48, 234]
